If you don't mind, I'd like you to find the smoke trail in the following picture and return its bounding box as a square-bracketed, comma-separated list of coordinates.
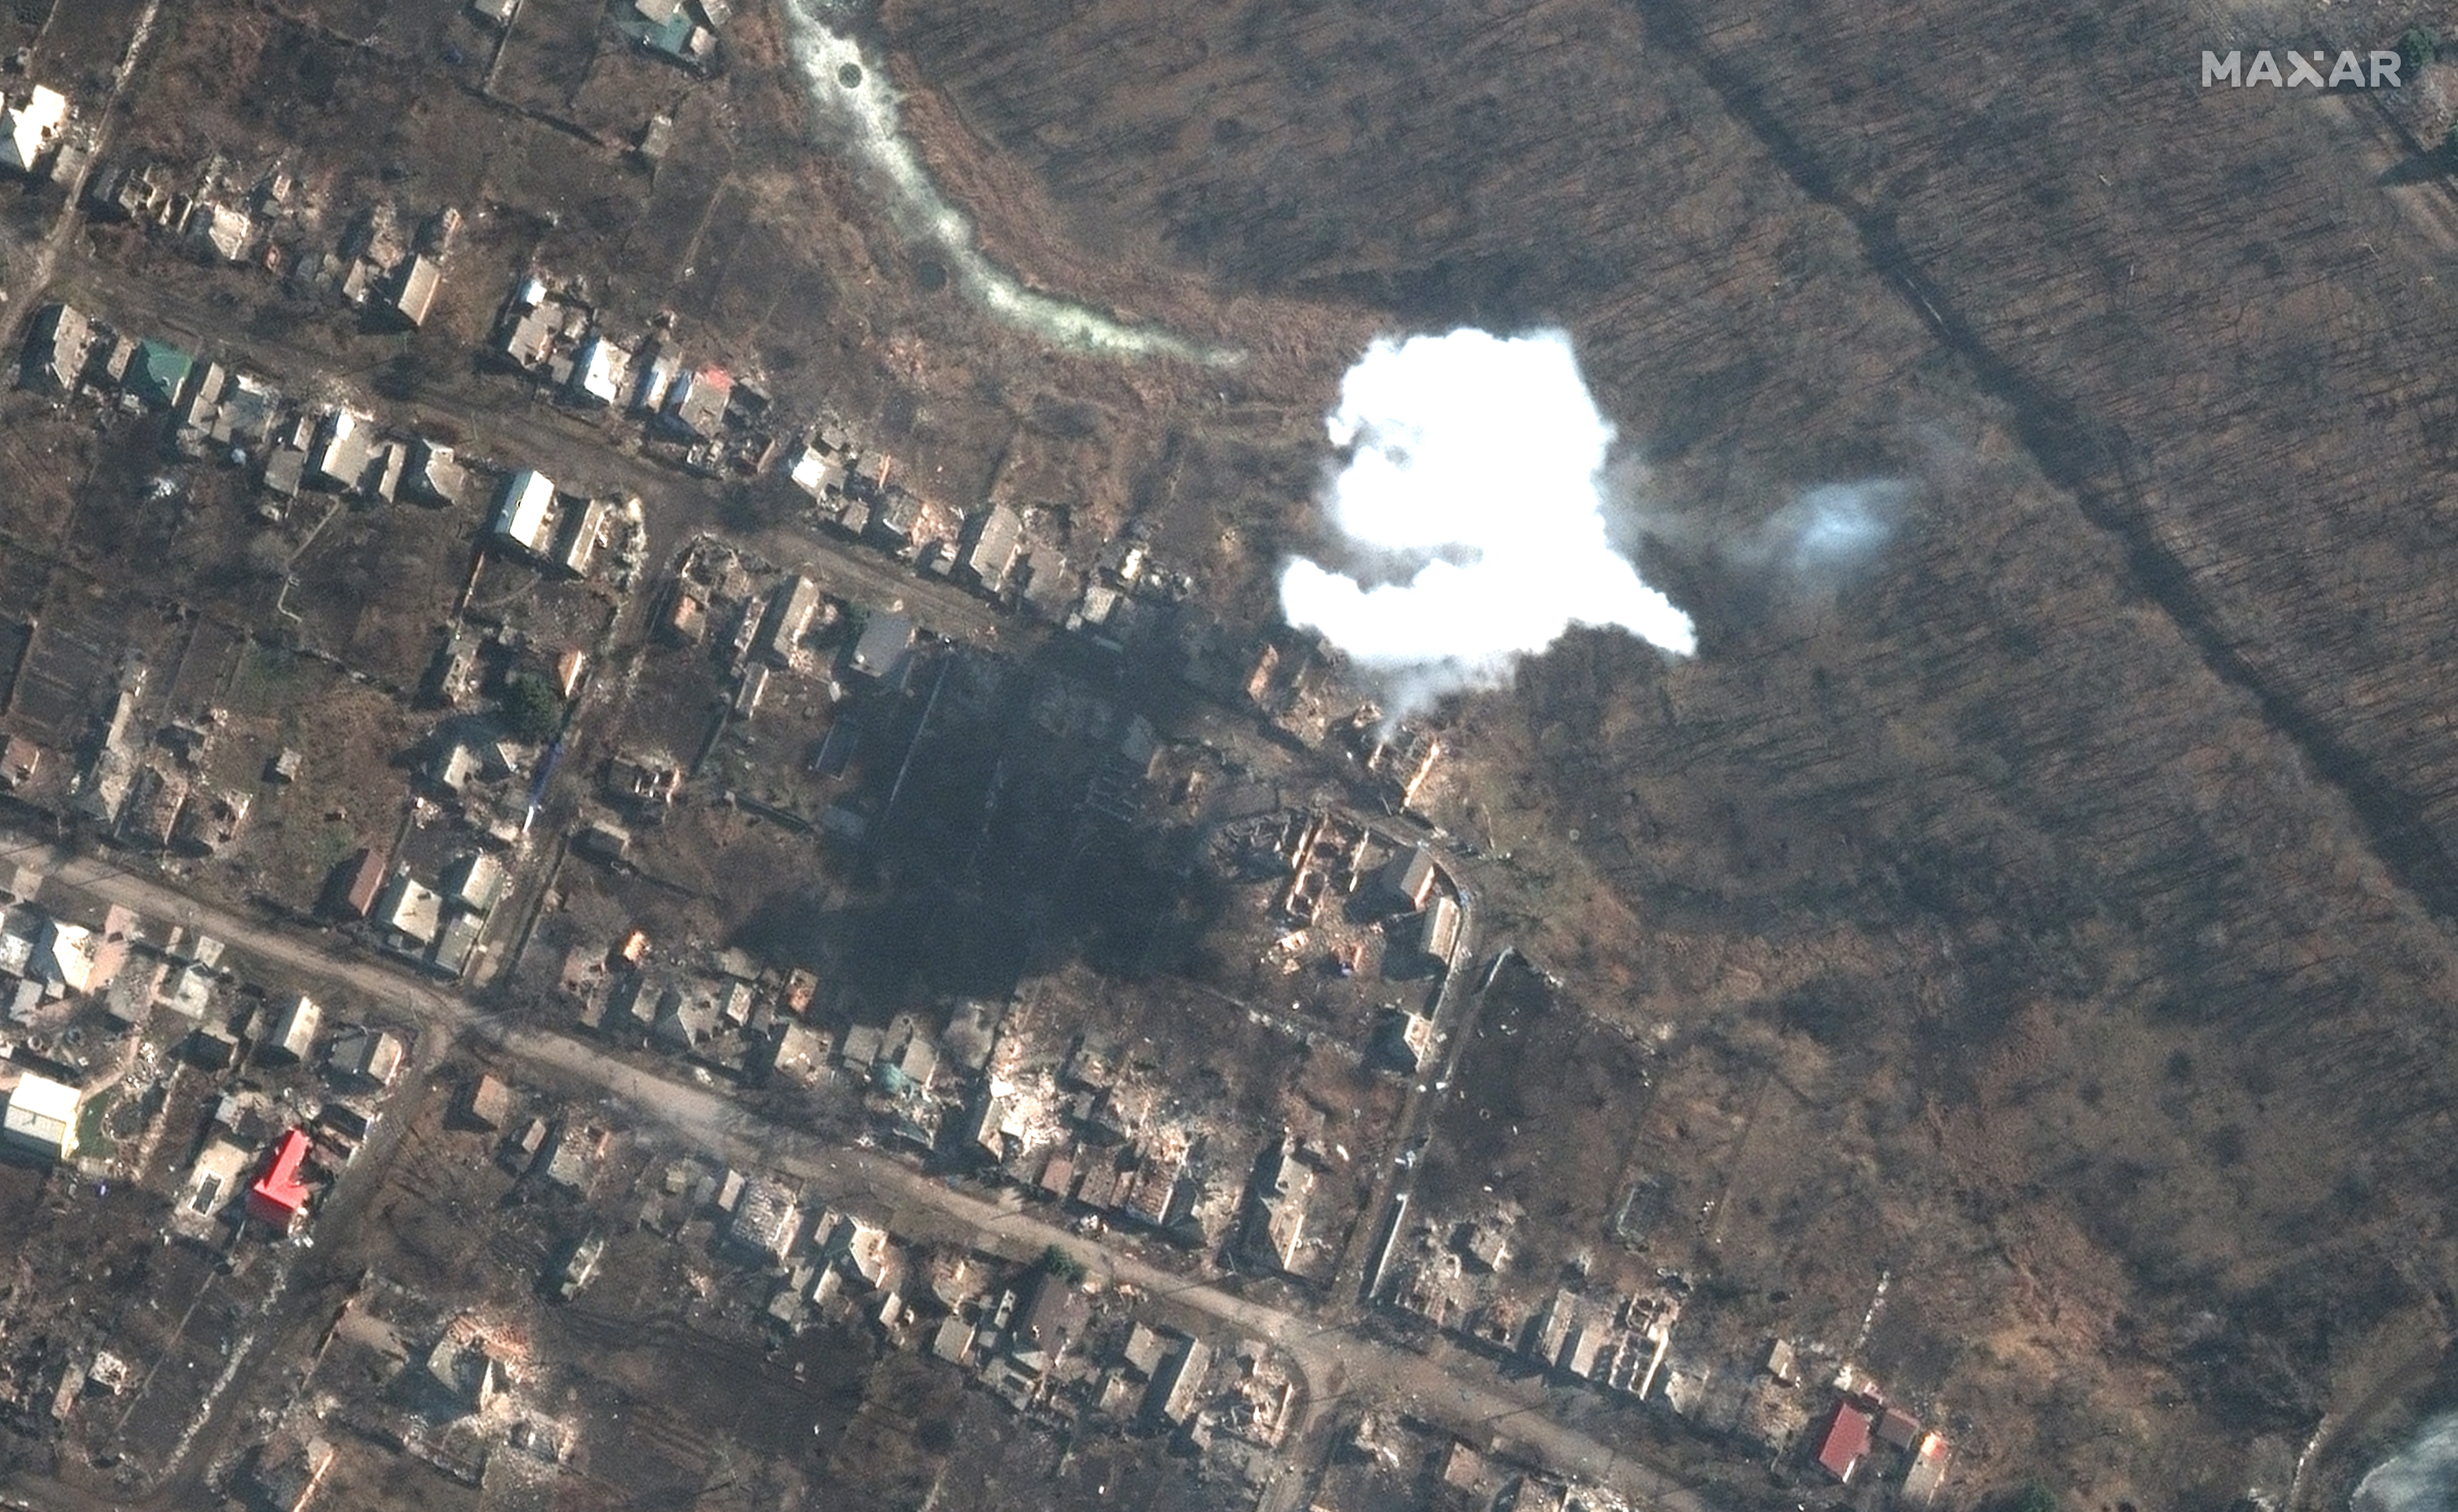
[1279, 329, 1696, 714]
[774, 0, 1239, 366]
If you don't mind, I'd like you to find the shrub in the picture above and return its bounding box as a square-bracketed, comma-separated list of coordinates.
[1037, 1244, 1087, 1284]
[2402, 27, 2437, 77]
[500, 673, 564, 743]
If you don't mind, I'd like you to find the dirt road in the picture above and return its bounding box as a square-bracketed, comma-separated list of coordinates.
[0, 824, 1715, 1511]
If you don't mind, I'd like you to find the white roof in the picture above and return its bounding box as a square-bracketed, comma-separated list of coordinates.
[33, 916, 96, 993]
[1, 86, 64, 173]
[572, 336, 625, 404]
[7, 1073, 77, 1124]
[274, 994, 322, 1050]
[379, 877, 444, 943]
[494, 469, 556, 552]
[5, 1073, 78, 1155]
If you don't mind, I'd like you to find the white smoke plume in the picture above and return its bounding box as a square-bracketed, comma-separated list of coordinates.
[1279, 329, 1696, 713]
[1742, 478, 1908, 577]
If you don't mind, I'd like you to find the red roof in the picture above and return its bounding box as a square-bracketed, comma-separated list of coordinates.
[1815, 1403, 1875, 1482]
[246, 1129, 314, 1227]
[343, 847, 387, 916]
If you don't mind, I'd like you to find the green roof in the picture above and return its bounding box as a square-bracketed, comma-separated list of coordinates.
[128, 340, 193, 409]
[622, 10, 698, 58]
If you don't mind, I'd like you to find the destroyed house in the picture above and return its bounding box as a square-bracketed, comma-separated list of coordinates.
[266, 995, 322, 1062]
[210, 374, 281, 447]
[190, 203, 251, 263]
[866, 486, 923, 546]
[789, 445, 845, 499]
[407, 438, 467, 505]
[729, 1177, 801, 1262]
[499, 299, 556, 367]
[1007, 1267, 1092, 1366]
[247, 1433, 335, 1512]
[756, 576, 821, 665]
[959, 505, 1024, 595]
[848, 612, 912, 681]
[19, 301, 88, 393]
[662, 366, 730, 438]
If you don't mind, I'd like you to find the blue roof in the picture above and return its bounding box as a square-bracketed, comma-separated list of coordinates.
[128, 340, 193, 409]
[625, 12, 696, 57]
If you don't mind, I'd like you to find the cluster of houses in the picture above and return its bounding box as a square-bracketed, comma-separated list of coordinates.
[1248, 812, 1460, 978]
[489, 271, 780, 477]
[325, 846, 508, 981]
[1382, 1207, 1681, 1401]
[227, 1263, 576, 1506]
[55, 673, 273, 860]
[20, 295, 659, 603]
[788, 431, 1073, 613]
[696, 1160, 1295, 1490]
[169, 990, 407, 1242]
[559, 927, 1330, 1280]
[487, 268, 1114, 627]
[0, 867, 410, 1262]
[466, 0, 732, 71]
[1407, 1433, 1638, 1512]
[564, 932, 822, 1081]
[658, 534, 888, 714]
[20, 297, 478, 524]
[1375, 1192, 1958, 1508]
[87, 157, 456, 330]
[486, 468, 650, 586]
[1788, 1363, 1953, 1506]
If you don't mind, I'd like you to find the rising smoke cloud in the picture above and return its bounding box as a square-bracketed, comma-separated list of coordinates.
[1279, 329, 1696, 713]
[775, 0, 1237, 366]
[1739, 478, 1908, 578]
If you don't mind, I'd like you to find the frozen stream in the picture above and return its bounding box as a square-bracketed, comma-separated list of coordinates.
[775, 0, 1239, 365]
